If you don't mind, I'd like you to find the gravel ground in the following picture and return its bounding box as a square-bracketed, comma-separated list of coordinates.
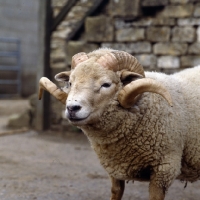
[0, 100, 200, 200]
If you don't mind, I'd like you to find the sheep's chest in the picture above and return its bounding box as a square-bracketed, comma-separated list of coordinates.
[85, 103, 162, 181]
[103, 161, 152, 182]
[91, 137, 154, 181]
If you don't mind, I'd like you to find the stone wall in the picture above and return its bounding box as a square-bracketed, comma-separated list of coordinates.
[51, 0, 97, 77]
[65, 0, 200, 73]
[50, 0, 200, 128]
[50, 0, 99, 128]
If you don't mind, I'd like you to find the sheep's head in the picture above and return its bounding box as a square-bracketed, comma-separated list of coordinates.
[39, 48, 172, 126]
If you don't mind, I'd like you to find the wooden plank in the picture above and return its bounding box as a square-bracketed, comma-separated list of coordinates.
[35, 0, 52, 131]
[51, 0, 77, 32]
[66, 0, 106, 41]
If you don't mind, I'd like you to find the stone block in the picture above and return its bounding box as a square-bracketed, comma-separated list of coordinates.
[114, 19, 132, 29]
[51, 38, 66, 50]
[142, 0, 168, 7]
[197, 26, 200, 42]
[130, 18, 153, 27]
[52, 28, 71, 39]
[135, 54, 157, 68]
[178, 18, 200, 26]
[116, 18, 176, 27]
[194, 5, 200, 17]
[169, 0, 189, 3]
[8, 110, 31, 128]
[129, 42, 152, 54]
[188, 43, 200, 54]
[146, 27, 170, 42]
[85, 16, 114, 42]
[101, 42, 151, 54]
[70, 5, 89, 16]
[101, 43, 132, 53]
[28, 94, 37, 128]
[158, 4, 194, 18]
[172, 27, 195, 42]
[53, 7, 60, 17]
[29, 93, 37, 108]
[116, 28, 145, 42]
[66, 41, 99, 65]
[181, 56, 200, 67]
[77, 0, 93, 7]
[50, 48, 66, 63]
[108, 0, 140, 18]
[158, 56, 180, 69]
[151, 18, 176, 26]
[153, 43, 188, 56]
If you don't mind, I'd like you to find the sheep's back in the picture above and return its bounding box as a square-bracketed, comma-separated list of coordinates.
[146, 67, 200, 181]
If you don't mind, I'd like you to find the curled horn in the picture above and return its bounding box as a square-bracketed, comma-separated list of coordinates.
[71, 52, 89, 69]
[96, 50, 172, 108]
[39, 77, 68, 104]
[118, 78, 173, 108]
[97, 50, 145, 77]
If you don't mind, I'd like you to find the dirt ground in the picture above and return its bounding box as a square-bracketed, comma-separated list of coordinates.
[0, 100, 200, 200]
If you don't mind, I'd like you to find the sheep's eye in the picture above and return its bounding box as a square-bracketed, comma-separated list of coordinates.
[101, 83, 111, 88]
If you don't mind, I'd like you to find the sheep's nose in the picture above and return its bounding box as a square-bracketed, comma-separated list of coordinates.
[67, 105, 81, 113]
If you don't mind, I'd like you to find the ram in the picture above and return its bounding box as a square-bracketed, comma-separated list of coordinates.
[39, 48, 200, 200]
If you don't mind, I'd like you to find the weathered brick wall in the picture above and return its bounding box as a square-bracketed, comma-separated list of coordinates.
[50, 0, 200, 128]
[66, 0, 200, 73]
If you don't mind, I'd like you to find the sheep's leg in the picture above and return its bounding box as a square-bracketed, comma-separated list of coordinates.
[149, 159, 181, 200]
[149, 182, 165, 200]
[110, 176, 125, 200]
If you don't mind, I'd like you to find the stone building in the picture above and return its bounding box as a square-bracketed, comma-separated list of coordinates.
[50, 0, 200, 129]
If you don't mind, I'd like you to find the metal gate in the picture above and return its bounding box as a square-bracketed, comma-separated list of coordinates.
[0, 37, 21, 97]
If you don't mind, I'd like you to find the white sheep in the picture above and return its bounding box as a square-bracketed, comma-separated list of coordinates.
[39, 48, 200, 200]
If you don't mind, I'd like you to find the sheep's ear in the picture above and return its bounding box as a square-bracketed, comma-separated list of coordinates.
[120, 71, 143, 86]
[55, 71, 71, 82]
[39, 77, 68, 104]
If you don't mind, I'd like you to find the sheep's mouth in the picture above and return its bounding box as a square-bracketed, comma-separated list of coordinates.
[68, 116, 89, 124]
[69, 117, 86, 122]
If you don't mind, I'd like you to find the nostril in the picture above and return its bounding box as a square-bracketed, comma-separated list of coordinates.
[73, 105, 81, 111]
[67, 105, 81, 112]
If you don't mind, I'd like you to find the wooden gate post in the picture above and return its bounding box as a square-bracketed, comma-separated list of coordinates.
[36, 0, 52, 131]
